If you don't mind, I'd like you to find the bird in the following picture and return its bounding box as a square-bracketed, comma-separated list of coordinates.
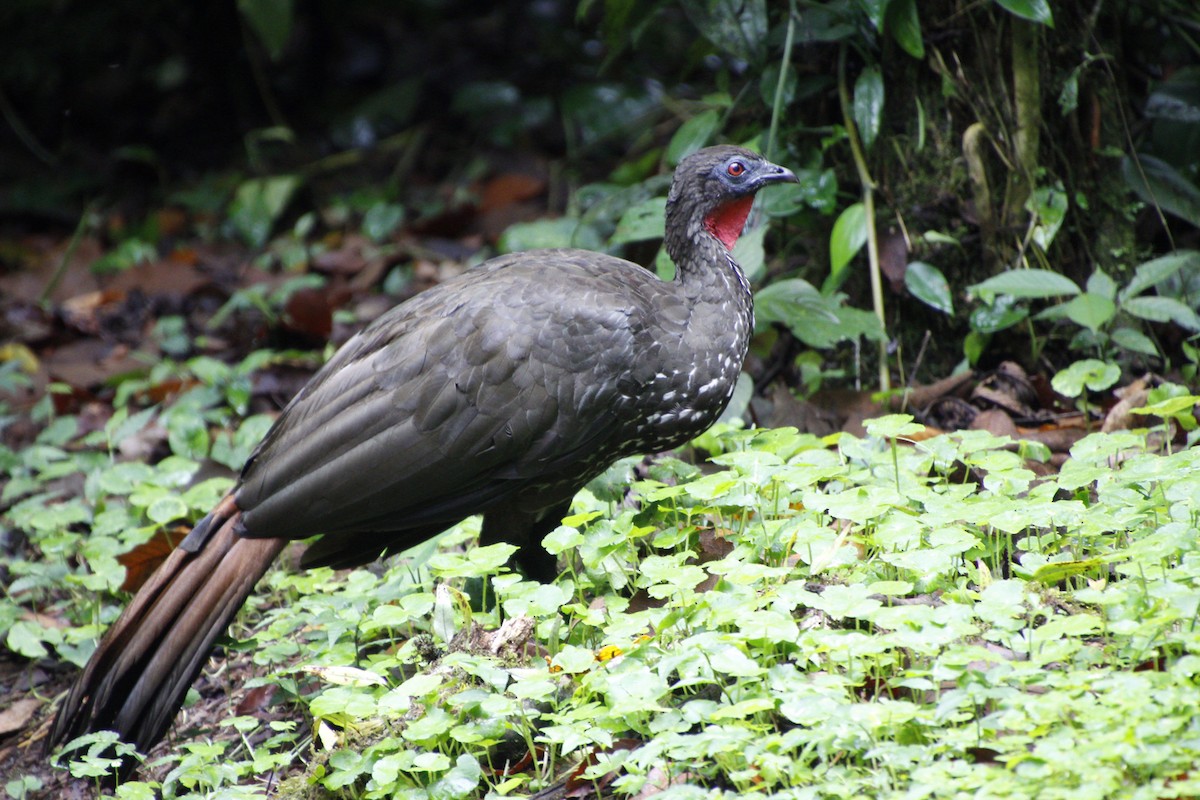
[47, 145, 797, 771]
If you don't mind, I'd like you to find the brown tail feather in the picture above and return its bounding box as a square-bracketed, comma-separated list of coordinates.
[48, 495, 286, 771]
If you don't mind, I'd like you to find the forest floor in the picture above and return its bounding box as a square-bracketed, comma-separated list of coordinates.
[1, 152, 1194, 798]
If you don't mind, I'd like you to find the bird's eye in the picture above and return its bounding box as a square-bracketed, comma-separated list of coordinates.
[726, 161, 746, 177]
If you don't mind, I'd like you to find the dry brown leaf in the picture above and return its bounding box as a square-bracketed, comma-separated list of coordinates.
[19, 610, 67, 630]
[1102, 377, 1151, 433]
[562, 738, 640, 797]
[118, 526, 188, 592]
[42, 339, 144, 390]
[0, 235, 103, 305]
[234, 684, 276, 717]
[312, 236, 370, 275]
[0, 698, 40, 737]
[877, 226, 909, 293]
[970, 408, 1019, 438]
[697, 528, 735, 562]
[105, 257, 210, 298]
[60, 289, 126, 335]
[154, 207, 190, 237]
[282, 287, 339, 341]
[480, 172, 546, 212]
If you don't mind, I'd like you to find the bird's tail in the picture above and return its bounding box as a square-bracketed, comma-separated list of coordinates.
[48, 494, 286, 772]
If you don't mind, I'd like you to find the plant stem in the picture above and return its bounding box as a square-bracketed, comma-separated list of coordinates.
[1010, 17, 1041, 226]
[963, 122, 999, 272]
[40, 204, 92, 306]
[838, 45, 889, 391]
[0, 82, 57, 166]
[766, 1, 797, 160]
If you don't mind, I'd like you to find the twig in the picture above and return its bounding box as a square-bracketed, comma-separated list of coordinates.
[0, 82, 57, 166]
[40, 204, 93, 306]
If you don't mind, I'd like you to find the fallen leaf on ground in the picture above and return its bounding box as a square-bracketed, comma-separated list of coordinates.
[0, 699, 40, 737]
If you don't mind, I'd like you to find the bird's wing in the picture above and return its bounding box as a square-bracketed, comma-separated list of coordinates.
[236, 252, 654, 541]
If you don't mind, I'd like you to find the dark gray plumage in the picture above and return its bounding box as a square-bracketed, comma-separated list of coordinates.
[48, 145, 797, 771]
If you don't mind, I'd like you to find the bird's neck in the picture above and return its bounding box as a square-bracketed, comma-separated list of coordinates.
[704, 196, 754, 250]
[664, 197, 753, 304]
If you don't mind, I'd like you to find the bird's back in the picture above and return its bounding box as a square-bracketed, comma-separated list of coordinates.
[236, 248, 733, 549]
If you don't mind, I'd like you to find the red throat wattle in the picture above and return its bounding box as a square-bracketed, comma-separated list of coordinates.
[704, 195, 755, 250]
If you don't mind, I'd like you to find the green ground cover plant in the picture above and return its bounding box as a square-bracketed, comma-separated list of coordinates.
[8, 374, 1200, 797]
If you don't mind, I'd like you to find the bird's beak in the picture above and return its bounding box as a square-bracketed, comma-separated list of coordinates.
[753, 160, 799, 187]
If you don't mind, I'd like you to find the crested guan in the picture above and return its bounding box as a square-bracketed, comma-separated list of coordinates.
[48, 145, 797, 769]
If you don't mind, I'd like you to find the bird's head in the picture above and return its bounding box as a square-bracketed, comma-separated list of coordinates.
[666, 145, 798, 253]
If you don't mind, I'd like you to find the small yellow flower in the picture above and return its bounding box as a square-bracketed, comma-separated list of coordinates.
[596, 644, 623, 662]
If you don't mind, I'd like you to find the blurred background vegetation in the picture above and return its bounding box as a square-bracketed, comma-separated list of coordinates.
[2, 0, 1200, 391]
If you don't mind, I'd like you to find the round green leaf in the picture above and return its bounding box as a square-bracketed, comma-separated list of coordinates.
[1051, 359, 1120, 398]
[863, 414, 925, 439]
[551, 645, 597, 674]
[146, 495, 188, 525]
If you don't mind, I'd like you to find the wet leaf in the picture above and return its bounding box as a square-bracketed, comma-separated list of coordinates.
[681, 0, 768, 64]
[1085, 268, 1117, 300]
[905, 261, 954, 314]
[1120, 250, 1200, 300]
[994, 0, 1054, 26]
[611, 198, 667, 244]
[853, 67, 884, 150]
[237, 0, 294, 60]
[827, 202, 867, 290]
[886, 0, 925, 59]
[1122, 154, 1200, 228]
[970, 269, 1079, 301]
[229, 174, 301, 248]
[361, 203, 405, 243]
[667, 109, 721, 165]
[1110, 327, 1159, 356]
[1123, 296, 1200, 330]
[1061, 292, 1115, 332]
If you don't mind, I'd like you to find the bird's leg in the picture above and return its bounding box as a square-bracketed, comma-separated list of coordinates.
[470, 499, 567, 612]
